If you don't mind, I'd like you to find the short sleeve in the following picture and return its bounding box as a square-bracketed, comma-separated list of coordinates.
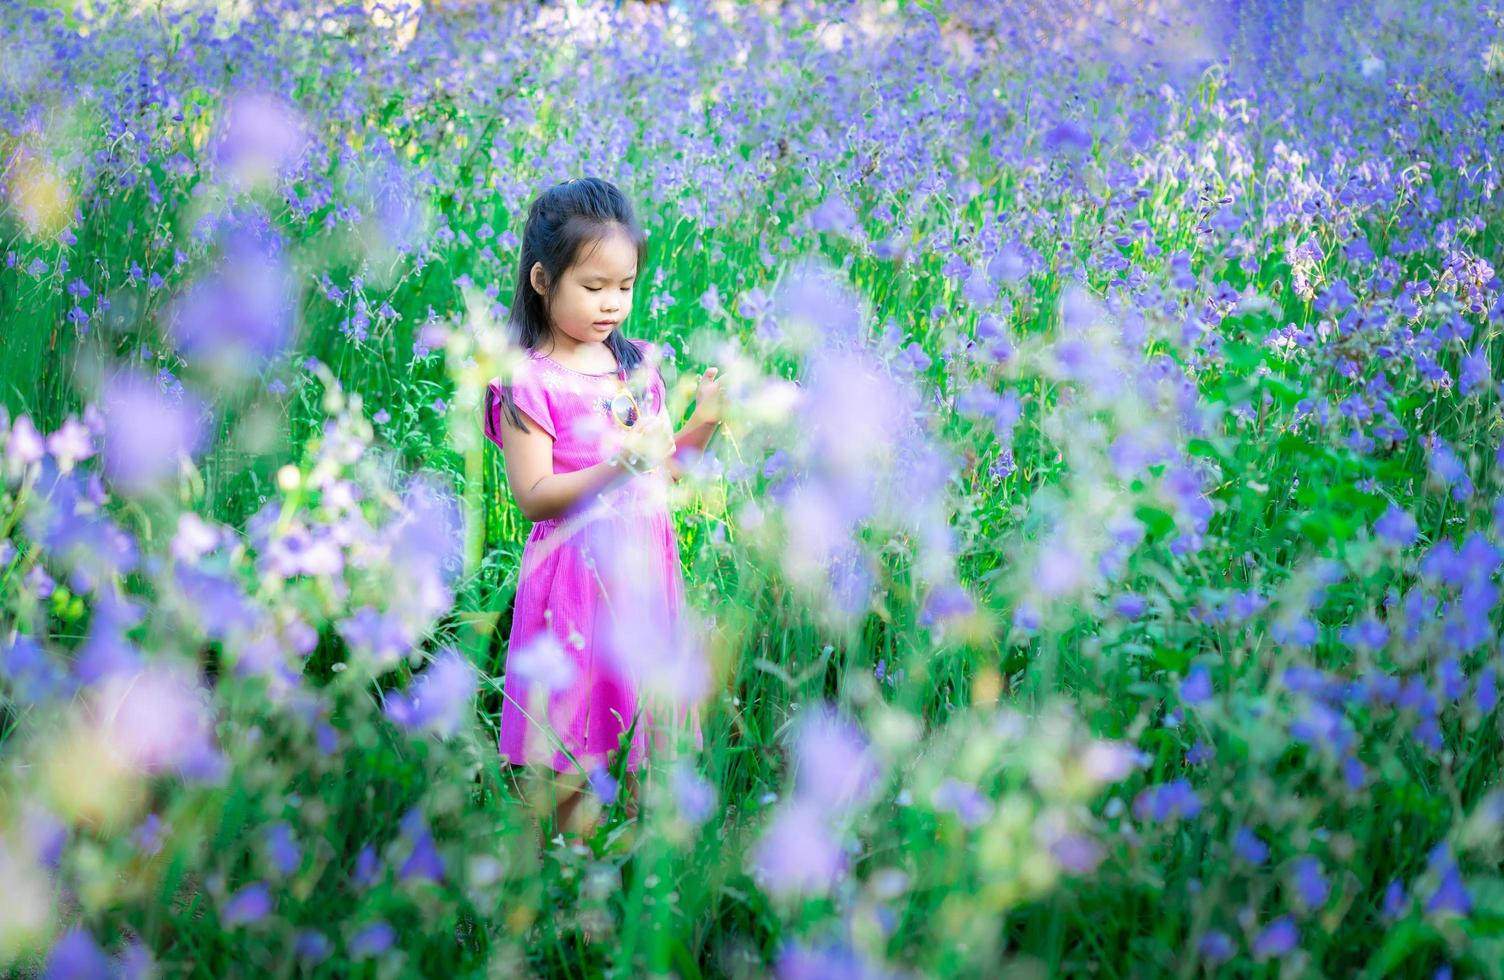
[483, 362, 556, 451]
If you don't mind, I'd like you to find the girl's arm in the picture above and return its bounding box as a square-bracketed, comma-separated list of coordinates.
[664, 368, 724, 482]
[499, 408, 635, 522]
[664, 413, 719, 483]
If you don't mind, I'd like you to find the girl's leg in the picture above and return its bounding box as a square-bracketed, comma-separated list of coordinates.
[553, 775, 589, 836]
[621, 769, 642, 820]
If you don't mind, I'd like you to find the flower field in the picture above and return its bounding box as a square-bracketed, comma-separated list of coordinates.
[3, 0, 1504, 975]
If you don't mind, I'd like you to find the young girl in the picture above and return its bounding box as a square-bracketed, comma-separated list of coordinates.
[482, 177, 723, 840]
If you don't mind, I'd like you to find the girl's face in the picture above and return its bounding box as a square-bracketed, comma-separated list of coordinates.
[531, 225, 638, 348]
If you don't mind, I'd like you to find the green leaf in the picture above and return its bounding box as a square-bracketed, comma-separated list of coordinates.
[1135, 504, 1176, 540]
[1363, 917, 1437, 979]
[1153, 646, 1191, 673]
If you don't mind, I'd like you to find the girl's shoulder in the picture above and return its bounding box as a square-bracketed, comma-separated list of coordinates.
[626, 337, 669, 368]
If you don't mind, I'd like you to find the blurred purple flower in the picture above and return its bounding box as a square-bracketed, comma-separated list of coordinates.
[1374, 506, 1418, 547]
[45, 417, 94, 472]
[7, 414, 45, 470]
[1425, 844, 1472, 917]
[1180, 664, 1212, 705]
[1252, 917, 1298, 960]
[354, 845, 382, 889]
[213, 90, 309, 187]
[167, 237, 296, 379]
[294, 931, 333, 964]
[264, 822, 301, 877]
[2, 634, 74, 704]
[397, 807, 445, 884]
[132, 813, 166, 857]
[1043, 120, 1092, 155]
[1383, 879, 1408, 920]
[772, 260, 864, 349]
[670, 760, 715, 826]
[1132, 779, 1201, 823]
[1234, 826, 1268, 865]
[384, 647, 477, 738]
[93, 661, 223, 779]
[508, 631, 577, 692]
[1048, 832, 1105, 874]
[222, 881, 272, 926]
[793, 704, 881, 816]
[588, 763, 619, 806]
[44, 927, 112, 979]
[752, 801, 846, 898]
[1082, 740, 1142, 782]
[776, 939, 879, 980]
[809, 193, 862, 240]
[349, 920, 395, 959]
[1293, 856, 1329, 909]
[338, 606, 415, 670]
[1199, 929, 1235, 963]
[100, 370, 208, 494]
[932, 778, 992, 828]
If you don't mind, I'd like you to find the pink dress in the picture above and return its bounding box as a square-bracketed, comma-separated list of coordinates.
[483, 338, 705, 776]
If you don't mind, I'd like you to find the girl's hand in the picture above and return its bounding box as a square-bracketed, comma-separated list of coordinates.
[610, 413, 676, 474]
[689, 366, 725, 425]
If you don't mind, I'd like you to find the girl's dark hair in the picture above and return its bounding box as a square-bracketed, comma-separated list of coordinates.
[492, 176, 648, 437]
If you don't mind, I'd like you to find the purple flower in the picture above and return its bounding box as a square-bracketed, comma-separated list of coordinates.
[1042, 120, 1092, 155]
[1234, 826, 1268, 865]
[1252, 917, 1298, 960]
[919, 580, 975, 628]
[670, 761, 715, 826]
[100, 370, 208, 494]
[93, 662, 222, 779]
[1382, 880, 1408, 920]
[397, 807, 444, 884]
[1427, 437, 1472, 501]
[212, 90, 309, 187]
[1180, 664, 1212, 705]
[1340, 616, 1389, 652]
[1425, 844, 1472, 917]
[264, 822, 301, 877]
[932, 778, 993, 828]
[793, 704, 880, 817]
[44, 417, 94, 471]
[132, 813, 166, 857]
[589, 763, 620, 806]
[1374, 506, 1419, 547]
[1475, 667, 1497, 714]
[507, 631, 577, 692]
[809, 193, 861, 240]
[1460, 349, 1492, 396]
[354, 845, 382, 888]
[1199, 930, 1235, 964]
[752, 801, 846, 898]
[1132, 779, 1201, 823]
[338, 606, 415, 670]
[1048, 832, 1105, 874]
[2, 634, 74, 704]
[44, 928, 113, 979]
[1081, 740, 1143, 783]
[222, 882, 272, 926]
[384, 647, 477, 738]
[775, 939, 872, 980]
[349, 920, 395, 959]
[6, 413, 45, 469]
[294, 931, 332, 964]
[1112, 593, 1147, 618]
[1293, 855, 1329, 909]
